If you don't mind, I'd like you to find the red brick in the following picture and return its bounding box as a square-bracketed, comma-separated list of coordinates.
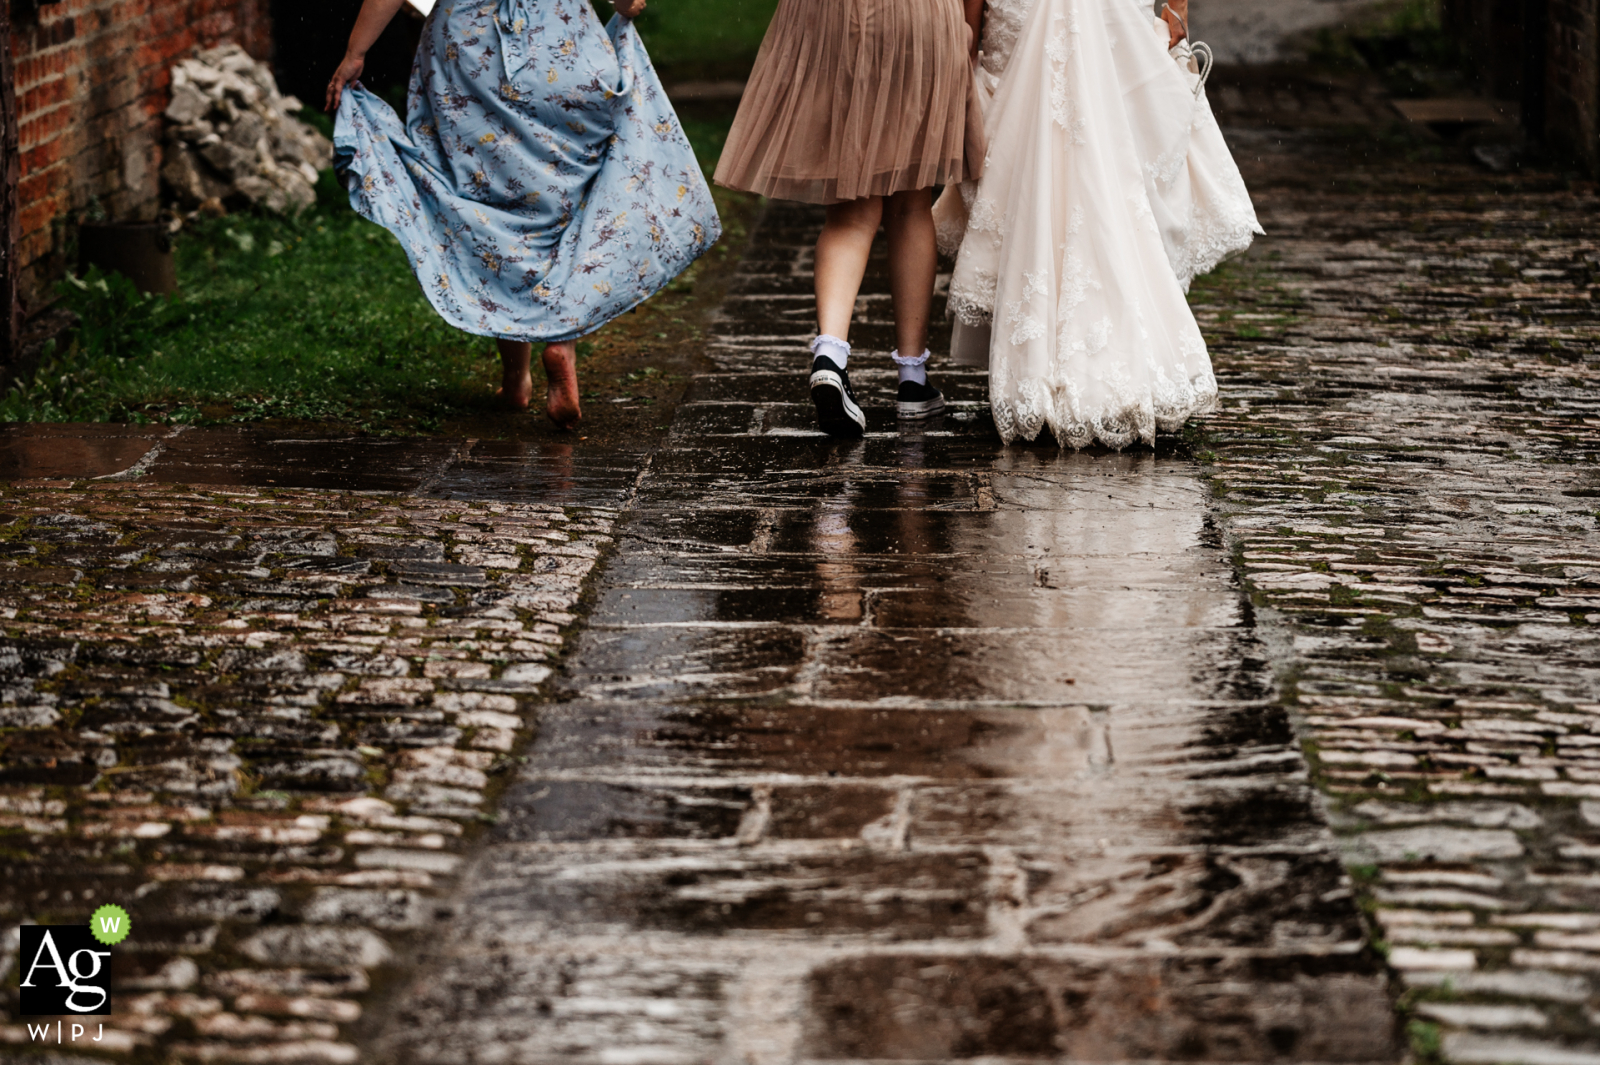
[19, 197, 66, 238]
[20, 139, 69, 175]
[14, 50, 71, 91]
[18, 106, 71, 151]
[10, 0, 271, 308]
[18, 78, 72, 119]
[16, 170, 59, 205]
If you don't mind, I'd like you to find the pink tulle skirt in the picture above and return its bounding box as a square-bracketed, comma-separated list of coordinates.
[714, 0, 983, 204]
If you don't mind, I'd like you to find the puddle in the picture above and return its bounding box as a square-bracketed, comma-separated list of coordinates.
[0, 423, 174, 479]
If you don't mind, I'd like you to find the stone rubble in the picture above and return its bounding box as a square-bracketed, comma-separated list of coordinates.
[161, 43, 334, 215]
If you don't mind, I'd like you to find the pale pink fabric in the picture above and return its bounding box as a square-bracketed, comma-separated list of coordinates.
[714, 0, 982, 204]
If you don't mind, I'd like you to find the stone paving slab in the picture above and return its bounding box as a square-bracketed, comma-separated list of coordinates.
[133, 430, 468, 493]
[0, 424, 177, 481]
[367, 202, 1396, 1064]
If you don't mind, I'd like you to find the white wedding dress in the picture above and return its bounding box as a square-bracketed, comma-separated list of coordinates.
[935, 0, 1262, 448]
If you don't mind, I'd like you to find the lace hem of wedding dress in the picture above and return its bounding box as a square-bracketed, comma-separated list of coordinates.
[1167, 105, 1264, 292]
[948, 278, 996, 328]
[934, 0, 1260, 451]
[1172, 205, 1259, 292]
[992, 368, 1218, 448]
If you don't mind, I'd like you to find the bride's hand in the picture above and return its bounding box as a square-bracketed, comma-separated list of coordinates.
[1161, 1, 1188, 47]
[613, 0, 646, 17]
[325, 54, 365, 112]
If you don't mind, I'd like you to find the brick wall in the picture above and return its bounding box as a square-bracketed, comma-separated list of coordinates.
[1444, 0, 1600, 172]
[1546, 0, 1598, 169]
[9, 0, 271, 316]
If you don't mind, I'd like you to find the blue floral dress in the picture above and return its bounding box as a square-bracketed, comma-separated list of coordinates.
[333, 0, 721, 342]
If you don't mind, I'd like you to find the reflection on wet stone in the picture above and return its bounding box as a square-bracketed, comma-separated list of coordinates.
[377, 203, 1394, 1062]
[492, 780, 753, 842]
[0, 422, 175, 479]
[806, 954, 1395, 1061]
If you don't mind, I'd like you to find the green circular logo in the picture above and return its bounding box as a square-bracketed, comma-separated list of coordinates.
[89, 904, 131, 946]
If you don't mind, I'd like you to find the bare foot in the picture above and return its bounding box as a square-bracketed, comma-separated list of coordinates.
[495, 339, 535, 411]
[497, 370, 535, 411]
[542, 340, 582, 430]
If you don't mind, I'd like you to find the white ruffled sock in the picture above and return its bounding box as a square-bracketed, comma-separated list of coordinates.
[811, 334, 850, 370]
[891, 349, 930, 386]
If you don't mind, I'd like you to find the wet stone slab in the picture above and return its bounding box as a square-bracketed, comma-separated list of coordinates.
[372, 202, 1395, 1064]
[0, 423, 177, 480]
[133, 429, 468, 492]
[804, 952, 1394, 1061]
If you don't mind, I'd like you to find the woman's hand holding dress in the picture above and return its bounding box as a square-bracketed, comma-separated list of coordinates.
[612, 0, 646, 18]
[325, 54, 364, 112]
[325, 0, 406, 112]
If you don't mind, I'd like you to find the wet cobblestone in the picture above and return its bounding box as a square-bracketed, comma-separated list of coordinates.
[1193, 126, 1600, 1059]
[2, 62, 1598, 1065]
[0, 447, 637, 1061]
[365, 199, 1396, 1063]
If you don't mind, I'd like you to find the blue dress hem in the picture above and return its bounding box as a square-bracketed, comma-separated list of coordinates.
[332, 3, 721, 344]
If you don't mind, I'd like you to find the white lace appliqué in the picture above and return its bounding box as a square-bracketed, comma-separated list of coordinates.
[1045, 15, 1088, 145]
[941, 0, 1258, 450]
[1004, 269, 1051, 345]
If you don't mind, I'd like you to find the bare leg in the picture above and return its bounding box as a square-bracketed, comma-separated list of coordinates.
[883, 187, 936, 358]
[815, 196, 884, 340]
[541, 339, 582, 430]
[496, 339, 534, 410]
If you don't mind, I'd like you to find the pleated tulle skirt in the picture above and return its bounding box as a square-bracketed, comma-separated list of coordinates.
[714, 0, 982, 204]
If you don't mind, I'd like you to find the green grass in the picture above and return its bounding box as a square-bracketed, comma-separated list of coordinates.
[0, 174, 502, 431]
[2, 0, 762, 430]
[624, 0, 780, 72]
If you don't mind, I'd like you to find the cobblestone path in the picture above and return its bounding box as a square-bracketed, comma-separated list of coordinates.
[0, 438, 642, 1061]
[1190, 127, 1600, 1062]
[368, 206, 1394, 1063]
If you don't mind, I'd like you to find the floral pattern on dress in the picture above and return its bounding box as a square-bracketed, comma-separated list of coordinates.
[334, 0, 720, 342]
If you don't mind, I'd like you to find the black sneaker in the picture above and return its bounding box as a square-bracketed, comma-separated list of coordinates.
[896, 378, 945, 419]
[810, 355, 866, 438]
